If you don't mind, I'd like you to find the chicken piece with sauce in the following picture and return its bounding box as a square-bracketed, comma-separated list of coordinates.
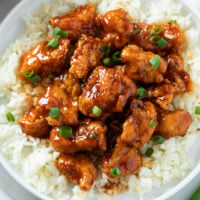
[96, 9, 133, 48]
[102, 140, 141, 179]
[50, 4, 97, 41]
[131, 22, 185, 56]
[121, 45, 167, 83]
[18, 107, 50, 138]
[79, 66, 137, 118]
[121, 99, 157, 147]
[58, 154, 97, 191]
[155, 109, 192, 138]
[50, 119, 107, 153]
[20, 38, 70, 80]
[37, 85, 79, 127]
[69, 35, 104, 79]
[54, 72, 81, 101]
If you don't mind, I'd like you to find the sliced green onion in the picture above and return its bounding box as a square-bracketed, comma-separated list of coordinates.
[53, 27, 68, 38]
[89, 132, 99, 140]
[149, 119, 158, 129]
[195, 106, 200, 115]
[100, 45, 110, 57]
[156, 38, 167, 48]
[92, 106, 102, 116]
[60, 126, 73, 138]
[189, 186, 200, 200]
[137, 87, 147, 99]
[110, 168, 121, 177]
[152, 135, 165, 144]
[6, 112, 15, 122]
[28, 74, 41, 83]
[150, 26, 162, 35]
[145, 148, 154, 157]
[46, 38, 59, 48]
[168, 20, 177, 24]
[133, 28, 140, 35]
[49, 107, 60, 118]
[111, 51, 121, 62]
[149, 36, 161, 43]
[102, 57, 111, 66]
[150, 56, 161, 69]
[22, 69, 34, 78]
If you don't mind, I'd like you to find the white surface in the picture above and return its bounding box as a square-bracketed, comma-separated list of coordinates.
[0, 0, 200, 200]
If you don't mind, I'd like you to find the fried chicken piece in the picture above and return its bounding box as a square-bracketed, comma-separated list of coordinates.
[131, 22, 185, 56]
[50, 119, 107, 153]
[18, 107, 50, 138]
[49, 4, 96, 41]
[166, 55, 193, 93]
[79, 66, 137, 118]
[102, 140, 141, 178]
[155, 109, 192, 138]
[96, 8, 133, 48]
[69, 35, 104, 79]
[121, 45, 167, 83]
[37, 85, 79, 127]
[54, 72, 81, 101]
[58, 154, 97, 191]
[121, 99, 157, 147]
[20, 38, 70, 80]
[147, 83, 174, 110]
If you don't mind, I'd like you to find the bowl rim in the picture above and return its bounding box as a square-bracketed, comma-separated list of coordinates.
[0, 0, 200, 200]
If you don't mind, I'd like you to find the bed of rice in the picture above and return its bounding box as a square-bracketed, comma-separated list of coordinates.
[0, 0, 200, 199]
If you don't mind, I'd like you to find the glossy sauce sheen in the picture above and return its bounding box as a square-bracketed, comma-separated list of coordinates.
[18, 4, 193, 192]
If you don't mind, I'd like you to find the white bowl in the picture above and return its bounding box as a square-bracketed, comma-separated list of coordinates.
[0, 0, 200, 200]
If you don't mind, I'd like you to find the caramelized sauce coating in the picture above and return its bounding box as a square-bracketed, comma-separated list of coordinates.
[131, 22, 185, 56]
[58, 154, 97, 191]
[79, 66, 137, 117]
[20, 38, 70, 80]
[50, 4, 96, 41]
[96, 9, 133, 48]
[121, 45, 167, 83]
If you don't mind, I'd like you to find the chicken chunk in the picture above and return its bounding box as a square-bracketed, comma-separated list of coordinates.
[131, 22, 185, 56]
[147, 83, 174, 110]
[37, 85, 79, 126]
[58, 154, 97, 191]
[49, 4, 96, 41]
[121, 99, 157, 147]
[155, 109, 192, 138]
[54, 72, 81, 101]
[20, 38, 70, 80]
[50, 119, 107, 153]
[69, 35, 104, 79]
[79, 66, 137, 118]
[121, 45, 167, 84]
[96, 9, 133, 48]
[165, 55, 193, 93]
[102, 140, 141, 178]
[18, 107, 50, 138]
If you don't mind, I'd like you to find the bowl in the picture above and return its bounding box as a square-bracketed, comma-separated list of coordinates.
[0, 0, 200, 200]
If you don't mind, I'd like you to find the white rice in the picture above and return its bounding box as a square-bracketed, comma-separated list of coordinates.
[0, 0, 200, 199]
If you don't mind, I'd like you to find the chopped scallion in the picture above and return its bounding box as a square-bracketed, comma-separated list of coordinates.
[156, 38, 167, 48]
[133, 28, 140, 35]
[149, 119, 158, 129]
[22, 70, 34, 78]
[60, 126, 73, 138]
[46, 38, 59, 48]
[110, 168, 121, 177]
[145, 148, 154, 157]
[149, 36, 161, 43]
[6, 112, 15, 122]
[195, 106, 200, 115]
[89, 132, 99, 140]
[28, 74, 41, 83]
[49, 107, 60, 118]
[53, 27, 68, 38]
[137, 87, 147, 99]
[92, 106, 102, 117]
[152, 135, 165, 144]
[150, 26, 162, 35]
[111, 51, 121, 63]
[150, 56, 161, 69]
[102, 57, 111, 66]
